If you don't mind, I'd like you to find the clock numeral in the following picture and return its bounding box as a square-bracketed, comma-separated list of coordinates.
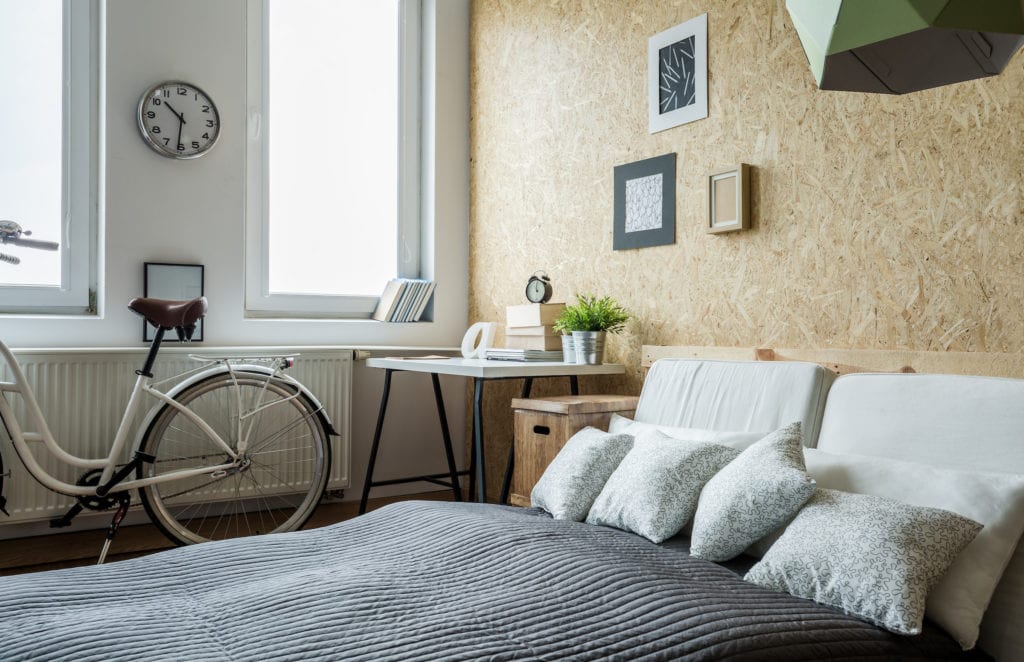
[202, 133, 210, 139]
[205, 120, 215, 128]
[151, 125, 161, 134]
[146, 111, 155, 119]
[162, 137, 170, 145]
[192, 141, 200, 149]
[177, 143, 185, 151]
[152, 98, 161, 106]
[161, 89, 169, 97]
[201, 105, 210, 113]
[194, 92, 198, 100]
[177, 87, 187, 96]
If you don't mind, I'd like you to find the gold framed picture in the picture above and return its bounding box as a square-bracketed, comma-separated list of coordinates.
[706, 164, 750, 234]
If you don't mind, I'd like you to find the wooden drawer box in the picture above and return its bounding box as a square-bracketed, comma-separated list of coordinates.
[508, 394, 639, 507]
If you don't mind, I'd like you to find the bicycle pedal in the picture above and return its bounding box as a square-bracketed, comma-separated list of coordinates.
[50, 503, 83, 528]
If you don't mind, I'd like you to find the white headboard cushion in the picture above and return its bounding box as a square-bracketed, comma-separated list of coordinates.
[816, 372, 1024, 660]
[636, 359, 834, 444]
[815, 373, 1024, 473]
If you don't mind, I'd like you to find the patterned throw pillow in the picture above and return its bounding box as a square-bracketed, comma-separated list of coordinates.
[530, 427, 634, 521]
[689, 422, 815, 561]
[745, 489, 982, 635]
[585, 429, 739, 543]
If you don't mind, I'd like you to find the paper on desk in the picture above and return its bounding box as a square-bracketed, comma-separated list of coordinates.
[384, 355, 453, 360]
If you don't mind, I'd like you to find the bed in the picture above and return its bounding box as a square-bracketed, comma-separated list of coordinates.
[0, 358, 1021, 661]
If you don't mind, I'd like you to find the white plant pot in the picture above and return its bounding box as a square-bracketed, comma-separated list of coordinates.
[560, 335, 577, 363]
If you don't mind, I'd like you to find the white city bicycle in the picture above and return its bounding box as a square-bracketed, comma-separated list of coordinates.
[0, 297, 335, 560]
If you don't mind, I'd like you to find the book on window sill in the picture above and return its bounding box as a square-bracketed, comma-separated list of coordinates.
[483, 349, 565, 362]
[372, 279, 436, 322]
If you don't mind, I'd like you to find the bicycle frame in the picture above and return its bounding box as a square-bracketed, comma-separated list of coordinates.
[0, 339, 306, 499]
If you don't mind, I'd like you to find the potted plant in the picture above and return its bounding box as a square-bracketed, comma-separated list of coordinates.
[553, 294, 631, 364]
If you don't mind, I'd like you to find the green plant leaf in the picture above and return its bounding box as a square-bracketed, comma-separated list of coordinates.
[553, 293, 630, 334]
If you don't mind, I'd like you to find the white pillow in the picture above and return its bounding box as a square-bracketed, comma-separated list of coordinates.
[530, 427, 633, 521]
[586, 429, 739, 543]
[804, 448, 1024, 650]
[746, 489, 982, 636]
[607, 413, 766, 450]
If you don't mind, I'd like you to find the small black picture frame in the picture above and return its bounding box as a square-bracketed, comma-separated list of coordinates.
[143, 262, 205, 342]
[613, 153, 676, 250]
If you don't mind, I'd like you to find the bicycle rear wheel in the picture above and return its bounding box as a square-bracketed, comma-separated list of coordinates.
[138, 371, 331, 545]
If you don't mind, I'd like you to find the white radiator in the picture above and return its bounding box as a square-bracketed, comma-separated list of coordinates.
[0, 347, 352, 524]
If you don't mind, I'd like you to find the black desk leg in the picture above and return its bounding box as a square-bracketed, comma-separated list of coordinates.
[569, 375, 579, 395]
[431, 373, 462, 502]
[359, 369, 393, 515]
[499, 377, 533, 505]
[472, 378, 486, 503]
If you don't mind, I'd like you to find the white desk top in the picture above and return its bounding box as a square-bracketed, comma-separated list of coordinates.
[365, 357, 626, 379]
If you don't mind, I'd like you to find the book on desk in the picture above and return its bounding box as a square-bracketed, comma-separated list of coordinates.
[484, 349, 565, 362]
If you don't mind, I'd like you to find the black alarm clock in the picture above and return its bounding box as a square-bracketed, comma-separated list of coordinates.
[525, 271, 553, 304]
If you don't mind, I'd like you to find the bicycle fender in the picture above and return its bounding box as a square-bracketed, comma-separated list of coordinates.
[131, 364, 339, 455]
[0, 414, 9, 516]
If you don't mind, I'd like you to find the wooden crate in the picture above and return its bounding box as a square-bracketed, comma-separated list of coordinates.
[508, 394, 639, 507]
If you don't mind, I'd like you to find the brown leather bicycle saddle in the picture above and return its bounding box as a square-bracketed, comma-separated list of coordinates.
[128, 296, 208, 329]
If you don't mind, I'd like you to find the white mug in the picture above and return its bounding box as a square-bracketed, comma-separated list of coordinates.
[461, 322, 496, 358]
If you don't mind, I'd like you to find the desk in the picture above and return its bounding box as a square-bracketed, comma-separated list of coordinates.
[360, 357, 625, 512]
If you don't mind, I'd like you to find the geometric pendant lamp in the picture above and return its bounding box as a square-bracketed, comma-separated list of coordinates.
[786, 0, 1024, 93]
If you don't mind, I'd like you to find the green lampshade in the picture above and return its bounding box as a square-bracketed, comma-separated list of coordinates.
[786, 0, 1024, 93]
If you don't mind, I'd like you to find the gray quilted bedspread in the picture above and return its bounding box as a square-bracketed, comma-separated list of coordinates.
[0, 501, 986, 661]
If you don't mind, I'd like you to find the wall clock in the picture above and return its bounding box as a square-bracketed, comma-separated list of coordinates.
[137, 81, 220, 159]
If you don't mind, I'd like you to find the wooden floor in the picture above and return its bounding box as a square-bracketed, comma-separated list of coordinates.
[0, 491, 452, 577]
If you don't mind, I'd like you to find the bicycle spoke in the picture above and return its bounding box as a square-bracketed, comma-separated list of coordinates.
[247, 414, 315, 455]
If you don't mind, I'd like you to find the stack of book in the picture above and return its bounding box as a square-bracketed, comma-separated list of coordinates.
[504, 302, 565, 350]
[371, 279, 436, 322]
[484, 303, 565, 361]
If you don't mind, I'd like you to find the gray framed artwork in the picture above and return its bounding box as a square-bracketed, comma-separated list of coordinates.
[613, 153, 676, 250]
[143, 262, 205, 342]
[649, 13, 708, 134]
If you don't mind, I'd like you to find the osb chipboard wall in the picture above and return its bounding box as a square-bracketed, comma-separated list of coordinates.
[468, 0, 1024, 500]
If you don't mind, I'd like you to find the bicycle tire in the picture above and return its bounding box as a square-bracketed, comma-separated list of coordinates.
[137, 370, 331, 545]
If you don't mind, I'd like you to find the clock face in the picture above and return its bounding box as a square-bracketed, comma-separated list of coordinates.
[137, 81, 220, 159]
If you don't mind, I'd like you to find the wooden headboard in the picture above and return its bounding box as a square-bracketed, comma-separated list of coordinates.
[641, 346, 1024, 379]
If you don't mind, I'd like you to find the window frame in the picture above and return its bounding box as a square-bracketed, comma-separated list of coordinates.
[0, 0, 99, 314]
[244, 0, 422, 318]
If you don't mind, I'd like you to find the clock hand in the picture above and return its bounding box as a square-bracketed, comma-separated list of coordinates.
[176, 116, 183, 152]
[164, 102, 185, 124]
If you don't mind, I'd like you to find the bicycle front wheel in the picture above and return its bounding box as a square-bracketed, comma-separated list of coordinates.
[138, 371, 331, 545]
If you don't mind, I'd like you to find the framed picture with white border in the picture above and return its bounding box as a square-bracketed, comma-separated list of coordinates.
[648, 13, 708, 134]
[706, 164, 750, 234]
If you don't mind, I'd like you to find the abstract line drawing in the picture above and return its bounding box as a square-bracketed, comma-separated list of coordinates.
[625, 174, 664, 233]
[648, 14, 707, 133]
[613, 153, 675, 250]
[659, 36, 696, 114]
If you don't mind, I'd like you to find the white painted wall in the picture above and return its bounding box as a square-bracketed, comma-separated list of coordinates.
[2, 0, 469, 349]
[0, 0, 471, 519]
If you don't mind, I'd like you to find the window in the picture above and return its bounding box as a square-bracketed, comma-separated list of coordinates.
[0, 0, 98, 313]
[245, 0, 421, 317]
